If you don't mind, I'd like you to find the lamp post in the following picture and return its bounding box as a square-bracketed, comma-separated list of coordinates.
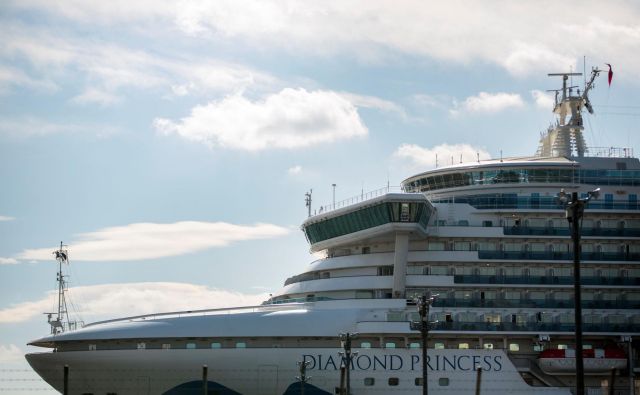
[557, 188, 599, 395]
[332, 184, 337, 210]
[411, 293, 436, 395]
[339, 332, 357, 395]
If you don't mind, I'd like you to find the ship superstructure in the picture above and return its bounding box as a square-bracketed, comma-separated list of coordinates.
[26, 69, 639, 394]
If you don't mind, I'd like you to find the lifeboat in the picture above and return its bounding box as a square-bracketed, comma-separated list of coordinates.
[537, 348, 627, 375]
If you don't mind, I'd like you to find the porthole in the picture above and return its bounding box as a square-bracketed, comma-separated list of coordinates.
[364, 377, 375, 386]
[415, 377, 423, 386]
[388, 377, 399, 386]
[439, 377, 450, 386]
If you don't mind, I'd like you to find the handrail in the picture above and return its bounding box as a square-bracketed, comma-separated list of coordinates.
[316, 185, 404, 215]
[83, 303, 302, 328]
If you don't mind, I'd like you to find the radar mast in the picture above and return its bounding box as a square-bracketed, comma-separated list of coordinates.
[45, 242, 81, 334]
[536, 68, 602, 158]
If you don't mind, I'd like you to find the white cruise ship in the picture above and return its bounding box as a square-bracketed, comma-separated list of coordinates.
[27, 68, 639, 394]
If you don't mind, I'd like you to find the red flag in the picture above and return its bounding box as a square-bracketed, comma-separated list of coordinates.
[606, 63, 613, 86]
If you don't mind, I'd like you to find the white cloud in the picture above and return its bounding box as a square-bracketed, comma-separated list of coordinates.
[531, 89, 555, 109]
[394, 143, 491, 169]
[0, 118, 118, 137]
[169, 1, 640, 78]
[0, 282, 268, 324]
[154, 88, 368, 151]
[0, 344, 23, 363]
[16, 221, 289, 262]
[71, 88, 121, 106]
[0, 65, 57, 94]
[338, 92, 406, 118]
[288, 165, 302, 175]
[0, 23, 275, 103]
[0, 216, 15, 221]
[451, 92, 524, 115]
[6, 2, 640, 78]
[0, 257, 19, 265]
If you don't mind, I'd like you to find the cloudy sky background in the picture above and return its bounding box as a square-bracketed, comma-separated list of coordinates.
[1, 0, 639, 391]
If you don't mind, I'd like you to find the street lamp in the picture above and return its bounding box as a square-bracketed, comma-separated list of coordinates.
[557, 188, 599, 395]
[338, 332, 358, 395]
[332, 184, 337, 210]
[411, 293, 437, 395]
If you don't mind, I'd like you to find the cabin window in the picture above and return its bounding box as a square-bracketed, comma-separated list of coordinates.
[415, 377, 424, 386]
[388, 377, 399, 386]
[364, 378, 375, 386]
[483, 343, 494, 350]
[378, 266, 394, 276]
[186, 343, 196, 349]
[439, 378, 450, 386]
[385, 342, 396, 349]
[359, 342, 372, 349]
[355, 290, 373, 299]
[458, 343, 469, 349]
[434, 342, 445, 350]
[533, 344, 544, 352]
[409, 342, 420, 349]
[558, 344, 568, 350]
[235, 342, 247, 348]
[88, 344, 96, 351]
[482, 220, 493, 227]
[136, 342, 146, 350]
[509, 343, 520, 352]
[211, 342, 222, 349]
[162, 343, 171, 350]
[454, 241, 471, 251]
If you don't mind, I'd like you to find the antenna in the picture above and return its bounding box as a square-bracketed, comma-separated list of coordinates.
[47, 242, 71, 334]
[304, 190, 313, 217]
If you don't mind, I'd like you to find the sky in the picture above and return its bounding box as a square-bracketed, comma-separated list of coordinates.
[1, 0, 639, 391]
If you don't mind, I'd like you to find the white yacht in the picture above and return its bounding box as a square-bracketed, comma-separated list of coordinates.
[27, 68, 639, 394]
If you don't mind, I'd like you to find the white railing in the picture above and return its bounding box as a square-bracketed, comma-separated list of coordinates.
[587, 146, 634, 158]
[316, 185, 404, 215]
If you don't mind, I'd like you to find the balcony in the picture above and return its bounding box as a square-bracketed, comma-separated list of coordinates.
[503, 226, 640, 237]
[478, 250, 640, 261]
[453, 274, 640, 286]
[431, 297, 640, 309]
[430, 321, 638, 333]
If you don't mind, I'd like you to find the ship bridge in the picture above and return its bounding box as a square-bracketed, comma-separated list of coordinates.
[302, 193, 434, 299]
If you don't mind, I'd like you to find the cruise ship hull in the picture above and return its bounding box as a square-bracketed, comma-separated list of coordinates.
[26, 348, 571, 394]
